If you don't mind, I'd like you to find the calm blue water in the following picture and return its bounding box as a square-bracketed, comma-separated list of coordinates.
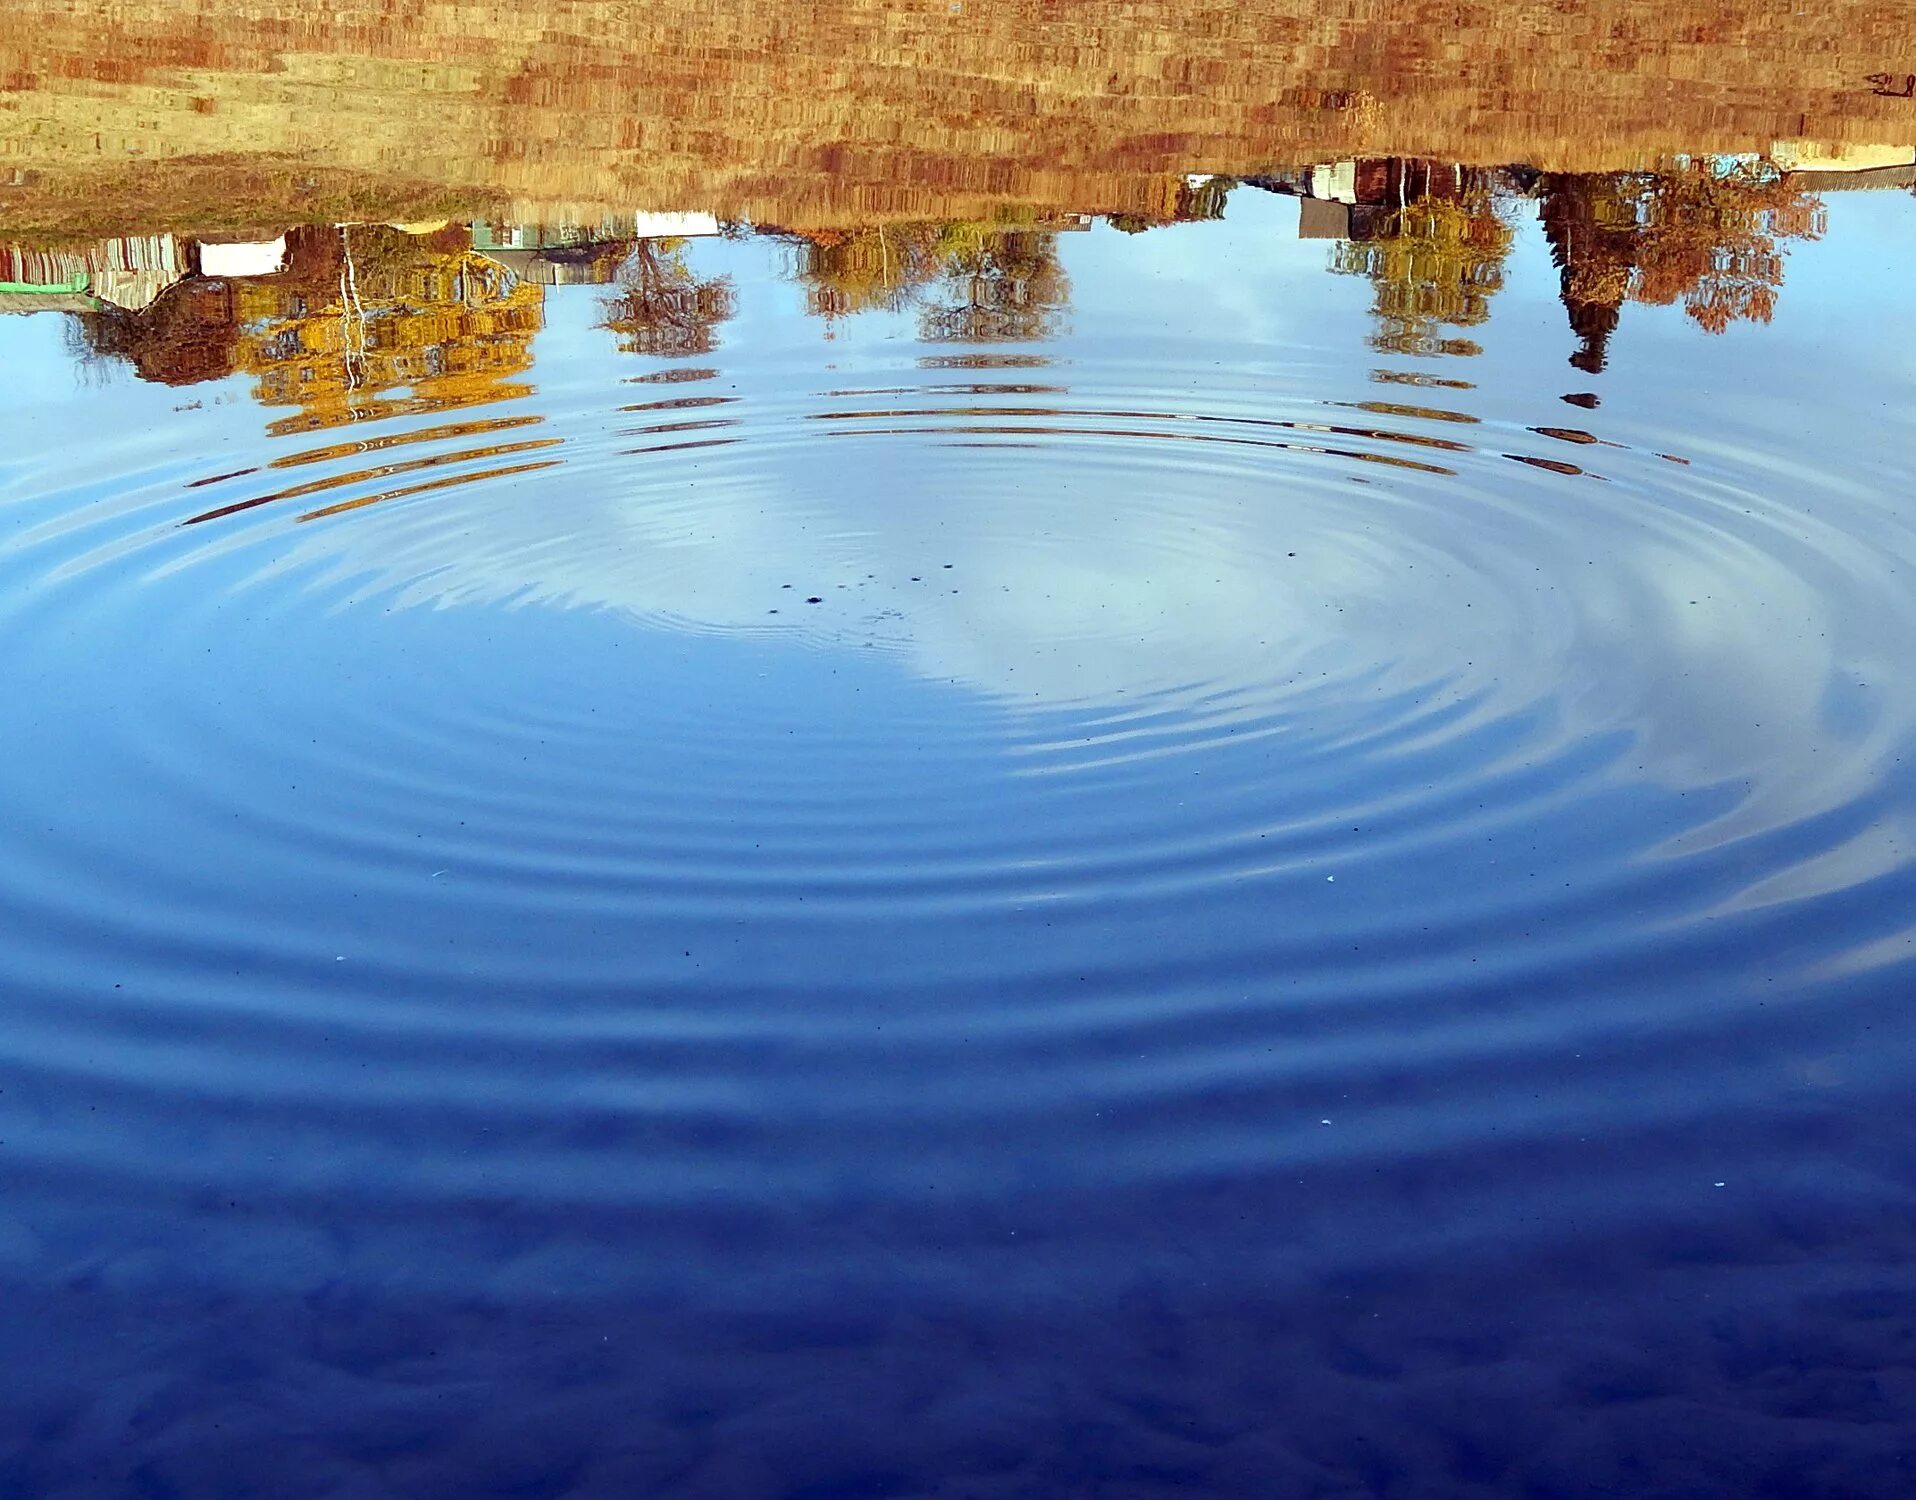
[2, 182, 1914, 1497]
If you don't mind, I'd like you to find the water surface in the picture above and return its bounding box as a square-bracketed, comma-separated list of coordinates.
[3, 157, 1916, 1497]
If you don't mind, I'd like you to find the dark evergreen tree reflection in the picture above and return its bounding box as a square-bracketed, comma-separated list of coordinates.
[1539, 161, 1826, 371]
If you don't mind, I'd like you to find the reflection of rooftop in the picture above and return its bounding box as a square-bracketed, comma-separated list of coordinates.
[1787, 163, 1916, 193]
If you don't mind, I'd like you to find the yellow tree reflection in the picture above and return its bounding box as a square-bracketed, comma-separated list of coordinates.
[70, 224, 544, 429]
[788, 219, 1068, 341]
[1329, 163, 1514, 358]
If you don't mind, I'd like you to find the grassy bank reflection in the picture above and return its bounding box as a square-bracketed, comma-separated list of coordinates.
[2, 0, 1914, 236]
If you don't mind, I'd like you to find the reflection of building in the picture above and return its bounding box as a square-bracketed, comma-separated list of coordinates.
[198, 237, 288, 279]
[0, 235, 185, 312]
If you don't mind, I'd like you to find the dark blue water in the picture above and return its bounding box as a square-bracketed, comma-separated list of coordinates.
[2, 183, 1914, 1497]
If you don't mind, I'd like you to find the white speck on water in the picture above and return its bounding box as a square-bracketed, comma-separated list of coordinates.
[1326, 875, 1335, 882]
[1713, 1181, 1726, 1188]
[1320, 1119, 1332, 1126]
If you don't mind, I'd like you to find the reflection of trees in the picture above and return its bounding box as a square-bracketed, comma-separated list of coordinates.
[1329, 164, 1513, 358]
[1108, 174, 1234, 235]
[790, 223, 946, 319]
[789, 220, 1068, 341]
[72, 224, 544, 429]
[598, 239, 736, 357]
[249, 226, 543, 430]
[1540, 161, 1825, 370]
[917, 226, 1067, 343]
[73, 280, 241, 385]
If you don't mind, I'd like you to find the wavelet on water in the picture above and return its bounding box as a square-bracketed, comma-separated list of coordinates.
[1, 70, 1914, 1500]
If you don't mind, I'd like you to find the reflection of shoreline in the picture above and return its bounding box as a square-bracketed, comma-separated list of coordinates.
[5, 151, 1901, 405]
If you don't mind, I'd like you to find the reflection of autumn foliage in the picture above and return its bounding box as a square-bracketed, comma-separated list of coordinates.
[1540, 161, 1825, 368]
[72, 225, 544, 426]
[789, 220, 1067, 341]
[1630, 163, 1824, 333]
[1329, 167, 1513, 358]
[245, 226, 543, 430]
[790, 223, 944, 319]
[917, 226, 1067, 343]
[598, 239, 736, 357]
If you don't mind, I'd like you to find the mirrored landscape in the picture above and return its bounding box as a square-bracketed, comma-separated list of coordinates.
[2, 6, 1915, 1498]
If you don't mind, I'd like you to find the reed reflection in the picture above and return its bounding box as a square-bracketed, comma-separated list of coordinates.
[7, 0, 1914, 240]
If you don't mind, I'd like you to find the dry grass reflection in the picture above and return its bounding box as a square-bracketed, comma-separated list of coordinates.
[2, 0, 1913, 236]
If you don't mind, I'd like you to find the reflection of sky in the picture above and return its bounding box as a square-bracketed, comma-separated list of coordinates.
[6, 192, 1916, 876]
